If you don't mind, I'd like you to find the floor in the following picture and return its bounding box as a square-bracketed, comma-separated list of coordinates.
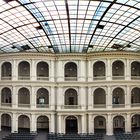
[104, 135, 116, 140]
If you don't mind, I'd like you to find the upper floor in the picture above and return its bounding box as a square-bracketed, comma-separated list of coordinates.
[0, 51, 139, 82]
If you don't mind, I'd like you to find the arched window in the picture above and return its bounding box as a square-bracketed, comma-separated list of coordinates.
[18, 88, 30, 107]
[37, 61, 49, 80]
[1, 62, 12, 80]
[113, 116, 125, 133]
[112, 88, 125, 108]
[131, 114, 140, 132]
[112, 61, 124, 80]
[65, 116, 78, 133]
[131, 87, 140, 107]
[18, 115, 30, 132]
[1, 114, 11, 130]
[1, 87, 12, 106]
[65, 89, 78, 108]
[37, 88, 49, 108]
[131, 61, 140, 80]
[18, 61, 30, 80]
[64, 62, 77, 81]
[94, 88, 106, 108]
[94, 116, 106, 134]
[93, 61, 105, 80]
[37, 116, 49, 132]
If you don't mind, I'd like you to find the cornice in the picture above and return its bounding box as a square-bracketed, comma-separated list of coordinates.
[0, 51, 139, 60]
[0, 80, 139, 87]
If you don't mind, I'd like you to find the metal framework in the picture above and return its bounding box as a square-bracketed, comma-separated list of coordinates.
[0, 0, 140, 53]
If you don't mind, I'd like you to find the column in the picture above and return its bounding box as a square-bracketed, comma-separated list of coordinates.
[50, 114, 55, 133]
[31, 60, 36, 81]
[79, 60, 86, 82]
[12, 114, 18, 133]
[106, 114, 113, 135]
[57, 60, 63, 82]
[57, 87, 63, 110]
[106, 59, 111, 81]
[88, 114, 94, 134]
[125, 86, 131, 108]
[88, 87, 93, 109]
[125, 114, 131, 133]
[50, 60, 55, 82]
[12, 60, 18, 81]
[125, 59, 131, 80]
[30, 87, 36, 109]
[12, 86, 18, 108]
[107, 86, 112, 109]
[80, 87, 86, 110]
[87, 60, 92, 82]
[50, 86, 55, 110]
[81, 115, 86, 133]
[57, 115, 62, 133]
[30, 114, 37, 133]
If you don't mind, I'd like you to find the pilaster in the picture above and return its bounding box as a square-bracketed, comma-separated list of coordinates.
[31, 60, 36, 81]
[106, 114, 113, 135]
[125, 113, 131, 133]
[30, 114, 37, 133]
[12, 114, 18, 133]
[106, 59, 111, 81]
[12, 60, 18, 81]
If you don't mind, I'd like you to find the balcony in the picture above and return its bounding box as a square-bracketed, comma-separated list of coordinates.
[131, 76, 140, 80]
[37, 76, 49, 81]
[1, 103, 12, 107]
[61, 105, 81, 109]
[94, 104, 106, 108]
[18, 76, 30, 80]
[64, 77, 77, 81]
[18, 104, 30, 108]
[36, 104, 49, 108]
[93, 76, 106, 80]
[112, 76, 125, 80]
[112, 104, 125, 108]
[1, 76, 12, 80]
[131, 103, 140, 107]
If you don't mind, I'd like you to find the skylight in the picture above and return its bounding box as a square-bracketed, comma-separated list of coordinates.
[0, 0, 140, 53]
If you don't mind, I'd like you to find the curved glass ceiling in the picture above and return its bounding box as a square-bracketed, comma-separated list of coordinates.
[0, 0, 140, 53]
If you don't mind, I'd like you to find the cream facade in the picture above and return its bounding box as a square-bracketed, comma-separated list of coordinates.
[0, 51, 140, 135]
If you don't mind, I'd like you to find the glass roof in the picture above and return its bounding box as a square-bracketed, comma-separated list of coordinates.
[0, 0, 140, 53]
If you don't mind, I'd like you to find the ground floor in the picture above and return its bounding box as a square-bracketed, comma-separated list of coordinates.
[0, 112, 140, 135]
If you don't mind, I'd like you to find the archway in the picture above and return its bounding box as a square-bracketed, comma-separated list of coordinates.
[64, 62, 77, 81]
[94, 116, 106, 134]
[37, 88, 49, 108]
[1, 87, 12, 106]
[65, 88, 78, 106]
[131, 61, 140, 79]
[18, 61, 30, 80]
[93, 61, 105, 80]
[37, 61, 49, 80]
[1, 114, 11, 131]
[112, 61, 124, 79]
[37, 116, 49, 132]
[65, 116, 78, 133]
[131, 87, 140, 107]
[18, 115, 30, 132]
[1, 62, 12, 80]
[112, 88, 125, 108]
[113, 116, 125, 133]
[94, 88, 106, 108]
[18, 88, 30, 107]
[131, 114, 140, 132]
